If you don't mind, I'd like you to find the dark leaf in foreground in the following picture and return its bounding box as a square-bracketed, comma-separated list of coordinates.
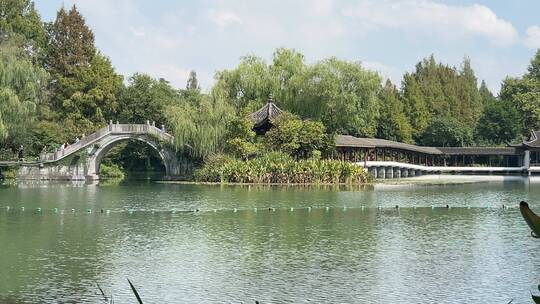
[519, 201, 540, 238]
[532, 293, 540, 304]
[127, 279, 144, 304]
[96, 282, 110, 303]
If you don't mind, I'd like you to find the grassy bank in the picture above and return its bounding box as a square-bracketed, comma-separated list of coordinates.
[195, 153, 369, 184]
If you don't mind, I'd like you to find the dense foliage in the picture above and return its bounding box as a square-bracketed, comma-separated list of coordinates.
[500, 50, 540, 136]
[213, 49, 381, 137]
[263, 113, 332, 159]
[165, 92, 235, 159]
[195, 152, 369, 184]
[99, 163, 125, 180]
[1, 0, 540, 182]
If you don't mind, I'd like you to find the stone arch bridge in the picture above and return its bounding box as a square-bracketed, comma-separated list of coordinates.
[9, 123, 191, 181]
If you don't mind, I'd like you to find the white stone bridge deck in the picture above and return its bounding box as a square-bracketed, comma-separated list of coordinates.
[0, 123, 185, 181]
[39, 123, 174, 162]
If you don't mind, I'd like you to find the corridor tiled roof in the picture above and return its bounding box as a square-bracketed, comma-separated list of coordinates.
[437, 147, 519, 156]
[335, 135, 442, 155]
[336, 135, 522, 156]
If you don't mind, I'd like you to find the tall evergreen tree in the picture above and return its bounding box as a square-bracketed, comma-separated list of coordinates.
[458, 57, 483, 126]
[401, 73, 429, 138]
[45, 5, 95, 76]
[45, 5, 122, 137]
[401, 55, 483, 145]
[478, 80, 495, 104]
[377, 80, 412, 143]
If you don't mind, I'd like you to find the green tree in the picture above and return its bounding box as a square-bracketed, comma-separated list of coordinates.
[421, 116, 473, 147]
[52, 52, 123, 136]
[475, 99, 520, 145]
[296, 58, 381, 137]
[213, 49, 382, 137]
[0, 0, 46, 55]
[264, 114, 331, 159]
[475, 80, 520, 145]
[458, 57, 483, 125]
[213, 55, 273, 112]
[118, 74, 179, 124]
[166, 93, 235, 159]
[402, 73, 429, 138]
[224, 116, 259, 159]
[0, 38, 47, 151]
[269, 48, 306, 108]
[45, 5, 123, 137]
[401, 55, 482, 144]
[377, 80, 413, 143]
[45, 5, 95, 76]
[500, 50, 540, 136]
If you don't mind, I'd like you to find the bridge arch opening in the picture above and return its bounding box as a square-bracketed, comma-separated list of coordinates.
[92, 136, 169, 180]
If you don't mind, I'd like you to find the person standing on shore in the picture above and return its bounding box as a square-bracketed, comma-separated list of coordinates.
[18, 145, 24, 161]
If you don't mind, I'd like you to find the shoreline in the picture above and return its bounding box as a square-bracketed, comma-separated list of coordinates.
[157, 174, 533, 186]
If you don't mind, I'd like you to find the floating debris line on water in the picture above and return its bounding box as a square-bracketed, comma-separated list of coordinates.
[0, 205, 516, 216]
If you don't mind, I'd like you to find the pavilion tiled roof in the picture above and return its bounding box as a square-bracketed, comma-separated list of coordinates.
[249, 102, 284, 128]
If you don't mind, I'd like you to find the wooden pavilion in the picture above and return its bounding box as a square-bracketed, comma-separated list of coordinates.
[248, 98, 284, 135]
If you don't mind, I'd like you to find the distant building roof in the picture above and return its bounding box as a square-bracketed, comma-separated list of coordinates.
[249, 101, 284, 128]
[336, 135, 522, 156]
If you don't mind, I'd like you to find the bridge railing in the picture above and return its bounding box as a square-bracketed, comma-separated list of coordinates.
[39, 123, 174, 162]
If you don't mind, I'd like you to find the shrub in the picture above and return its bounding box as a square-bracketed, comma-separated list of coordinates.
[99, 163, 125, 180]
[195, 152, 368, 184]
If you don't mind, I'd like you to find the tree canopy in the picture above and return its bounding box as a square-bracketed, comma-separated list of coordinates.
[1, 0, 538, 167]
[500, 50, 540, 136]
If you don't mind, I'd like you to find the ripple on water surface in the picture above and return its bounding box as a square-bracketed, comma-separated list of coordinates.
[0, 179, 539, 303]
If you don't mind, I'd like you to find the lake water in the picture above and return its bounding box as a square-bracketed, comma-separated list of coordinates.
[1, 177, 540, 303]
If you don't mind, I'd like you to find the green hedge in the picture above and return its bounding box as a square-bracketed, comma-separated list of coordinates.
[195, 152, 369, 184]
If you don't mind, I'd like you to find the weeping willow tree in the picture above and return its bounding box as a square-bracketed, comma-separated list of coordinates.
[0, 38, 48, 147]
[165, 92, 235, 160]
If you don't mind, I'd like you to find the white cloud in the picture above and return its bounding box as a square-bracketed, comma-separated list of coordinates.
[307, 0, 334, 17]
[342, 0, 518, 45]
[146, 64, 192, 88]
[363, 61, 400, 83]
[208, 9, 242, 28]
[38, 0, 524, 93]
[524, 25, 540, 48]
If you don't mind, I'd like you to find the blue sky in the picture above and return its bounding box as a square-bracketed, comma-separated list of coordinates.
[35, 0, 540, 93]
